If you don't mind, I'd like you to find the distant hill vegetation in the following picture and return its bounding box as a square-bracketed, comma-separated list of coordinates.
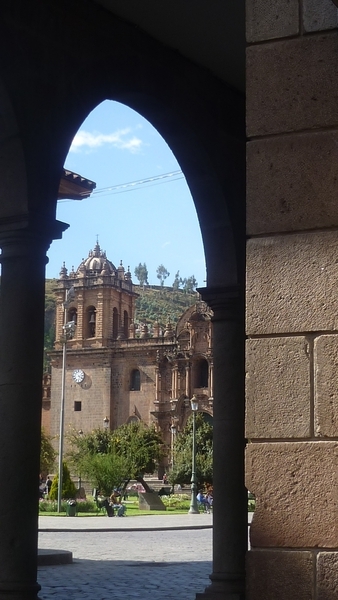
[44, 280, 197, 364]
[134, 285, 197, 330]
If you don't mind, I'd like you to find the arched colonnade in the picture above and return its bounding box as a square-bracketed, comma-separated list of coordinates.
[0, 2, 246, 599]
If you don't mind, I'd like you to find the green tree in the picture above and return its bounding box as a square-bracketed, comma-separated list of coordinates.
[134, 263, 149, 287]
[181, 275, 198, 294]
[77, 452, 130, 497]
[170, 413, 213, 486]
[156, 264, 170, 287]
[67, 422, 164, 492]
[110, 421, 163, 477]
[49, 461, 77, 500]
[40, 428, 56, 476]
[172, 270, 181, 291]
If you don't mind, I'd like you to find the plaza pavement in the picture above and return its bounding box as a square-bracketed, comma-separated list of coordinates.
[38, 512, 214, 532]
[37, 513, 253, 599]
[38, 513, 214, 600]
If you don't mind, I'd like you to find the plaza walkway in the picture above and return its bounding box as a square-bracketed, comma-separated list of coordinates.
[38, 513, 215, 600]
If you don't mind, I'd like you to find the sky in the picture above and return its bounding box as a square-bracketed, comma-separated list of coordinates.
[46, 100, 206, 288]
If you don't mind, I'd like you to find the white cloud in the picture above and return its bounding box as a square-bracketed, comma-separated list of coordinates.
[70, 128, 143, 154]
[161, 241, 170, 248]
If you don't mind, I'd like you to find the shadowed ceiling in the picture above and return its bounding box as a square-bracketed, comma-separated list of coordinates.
[93, 0, 246, 92]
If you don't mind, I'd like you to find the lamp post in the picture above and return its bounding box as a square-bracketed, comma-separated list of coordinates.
[188, 394, 199, 514]
[57, 286, 75, 513]
[170, 417, 178, 469]
[77, 429, 83, 490]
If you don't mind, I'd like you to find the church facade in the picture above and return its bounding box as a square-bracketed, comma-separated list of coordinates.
[46, 242, 213, 471]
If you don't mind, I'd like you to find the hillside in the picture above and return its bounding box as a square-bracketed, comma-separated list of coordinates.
[134, 285, 197, 329]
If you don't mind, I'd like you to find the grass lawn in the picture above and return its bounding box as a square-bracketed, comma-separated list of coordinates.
[39, 496, 192, 517]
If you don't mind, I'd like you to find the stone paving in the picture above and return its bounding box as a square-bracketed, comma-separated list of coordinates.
[37, 514, 214, 600]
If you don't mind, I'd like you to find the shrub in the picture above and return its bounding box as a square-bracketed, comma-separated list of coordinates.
[160, 494, 191, 510]
[39, 497, 97, 513]
[49, 462, 77, 500]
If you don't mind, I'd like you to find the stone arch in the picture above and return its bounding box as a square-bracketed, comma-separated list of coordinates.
[85, 306, 96, 339]
[200, 410, 213, 427]
[67, 307, 77, 325]
[0, 5, 246, 599]
[29, 9, 244, 288]
[127, 415, 139, 424]
[193, 356, 209, 389]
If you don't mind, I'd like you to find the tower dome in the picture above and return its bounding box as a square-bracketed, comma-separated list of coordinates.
[77, 241, 116, 276]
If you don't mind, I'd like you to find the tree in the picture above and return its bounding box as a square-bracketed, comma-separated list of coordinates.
[156, 264, 170, 287]
[40, 428, 56, 476]
[134, 263, 149, 287]
[110, 421, 164, 477]
[170, 413, 213, 486]
[172, 270, 181, 291]
[49, 461, 77, 500]
[181, 275, 198, 294]
[67, 422, 164, 493]
[77, 452, 130, 497]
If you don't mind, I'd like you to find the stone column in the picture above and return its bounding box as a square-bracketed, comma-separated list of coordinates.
[0, 222, 64, 600]
[117, 297, 125, 339]
[96, 291, 103, 339]
[185, 363, 190, 397]
[246, 3, 338, 598]
[76, 292, 84, 342]
[171, 366, 175, 400]
[155, 367, 160, 402]
[173, 365, 178, 399]
[197, 286, 246, 600]
[209, 361, 214, 398]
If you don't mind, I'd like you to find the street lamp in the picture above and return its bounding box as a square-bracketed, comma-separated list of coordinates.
[170, 417, 178, 469]
[77, 429, 83, 490]
[188, 394, 199, 514]
[57, 286, 76, 513]
[103, 416, 110, 429]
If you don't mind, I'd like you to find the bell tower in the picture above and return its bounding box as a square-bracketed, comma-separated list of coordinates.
[54, 241, 137, 350]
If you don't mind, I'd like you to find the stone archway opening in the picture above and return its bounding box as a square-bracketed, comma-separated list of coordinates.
[47, 97, 212, 485]
[0, 4, 246, 600]
[43, 80, 246, 597]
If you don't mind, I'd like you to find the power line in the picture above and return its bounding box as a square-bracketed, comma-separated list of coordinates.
[58, 169, 184, 202]
[93, 169, 183, 195]
[89, 175, 185, 200]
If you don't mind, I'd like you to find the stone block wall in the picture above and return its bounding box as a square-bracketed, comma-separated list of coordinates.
[246, 1, 338, 598]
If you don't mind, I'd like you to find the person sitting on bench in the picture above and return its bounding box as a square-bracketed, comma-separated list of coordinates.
[196, 490, 211, 513]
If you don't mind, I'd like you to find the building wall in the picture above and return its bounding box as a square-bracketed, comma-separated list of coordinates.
[47, 259, 214, 469]
[50, 361, 112, 440]
[246, 1, 338, 598]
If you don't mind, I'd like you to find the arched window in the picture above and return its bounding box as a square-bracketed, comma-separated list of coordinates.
[130, 369, 141, 391]
[127, 415, 139, 424]
[86, 306, 96, 338]
[194, 358, 209, 388]
[112, 307, 118, 340]
[201, 411, 213, 427]
[68, 307, 77, 324]
[124, 310, 129, 339]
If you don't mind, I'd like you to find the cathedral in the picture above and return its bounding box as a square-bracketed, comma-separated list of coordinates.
[45, 241, 214, 472]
